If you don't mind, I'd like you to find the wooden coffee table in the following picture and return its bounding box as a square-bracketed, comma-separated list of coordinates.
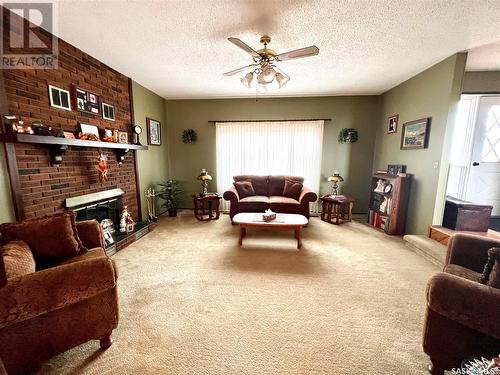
[232, 213, 308, 249]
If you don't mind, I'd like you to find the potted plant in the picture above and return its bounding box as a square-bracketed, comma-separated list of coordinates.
[158, 179, 183, 217]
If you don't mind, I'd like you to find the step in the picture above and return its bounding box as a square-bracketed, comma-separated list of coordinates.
[403, 235, 447, 267]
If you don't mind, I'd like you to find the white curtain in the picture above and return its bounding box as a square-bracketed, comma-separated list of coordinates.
[216, 120, 324, 213]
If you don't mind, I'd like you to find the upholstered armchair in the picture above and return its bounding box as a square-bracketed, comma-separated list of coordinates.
[0, 219, 119, 375]
[423, 234, 500, 375]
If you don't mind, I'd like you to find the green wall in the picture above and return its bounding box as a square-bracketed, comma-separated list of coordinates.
[132, 81, 169, 220]
[462, 71, 500, 93]
[165, 96, 380, 211]
[0, 145, 14, 223]
[372, 54, 467, 234]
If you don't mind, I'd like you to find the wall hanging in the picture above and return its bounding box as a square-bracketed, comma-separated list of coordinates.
[182, 128, 198, 144]
[338, 128, 358, 143]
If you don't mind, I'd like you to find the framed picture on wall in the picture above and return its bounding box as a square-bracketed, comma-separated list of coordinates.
[146, 118, 161, 146]
[48, 85, 71, 111]
[400, 117, 431, 150]
[387, 114, 398, 134]
[74, 86, 100, 115]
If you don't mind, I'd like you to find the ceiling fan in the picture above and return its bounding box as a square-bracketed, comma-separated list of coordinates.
[223, 35, 319, 89]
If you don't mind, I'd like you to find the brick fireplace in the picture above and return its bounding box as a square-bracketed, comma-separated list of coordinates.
[0, 7, 141, 222]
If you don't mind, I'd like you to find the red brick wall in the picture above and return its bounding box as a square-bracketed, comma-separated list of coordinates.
[2, 14, 139, 220]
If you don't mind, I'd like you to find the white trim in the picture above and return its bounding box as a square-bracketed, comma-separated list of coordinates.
[48, 84, 72, 111]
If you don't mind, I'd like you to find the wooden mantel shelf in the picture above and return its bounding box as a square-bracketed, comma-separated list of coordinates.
[0, 133, 148, 164]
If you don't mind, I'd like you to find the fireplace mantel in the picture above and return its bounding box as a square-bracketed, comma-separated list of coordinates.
[0, 133, 148, 164]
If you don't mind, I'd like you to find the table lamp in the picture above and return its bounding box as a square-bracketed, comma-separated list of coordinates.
[327, 171, 344, 196]
[197, 168, 212, 196]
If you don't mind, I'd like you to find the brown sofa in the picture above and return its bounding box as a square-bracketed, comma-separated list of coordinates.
[223, 175, 317, 220]
[423, 234, 500, 375]
[0, 219, 119, 374]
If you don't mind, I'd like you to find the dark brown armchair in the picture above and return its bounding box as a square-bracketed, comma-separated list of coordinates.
[423, 234, 500, 374]
[0, 220, 119, 374]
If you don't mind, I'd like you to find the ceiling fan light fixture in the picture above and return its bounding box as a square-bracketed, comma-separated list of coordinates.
[260, 66, 276, 83]
[275, 72, 290, 88]
[256, 72, 271, 85]
[240, 71, 254, 88]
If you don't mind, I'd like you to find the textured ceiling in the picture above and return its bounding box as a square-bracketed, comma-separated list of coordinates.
[52, 0, 500, 99]
[466, 41, 500, 71]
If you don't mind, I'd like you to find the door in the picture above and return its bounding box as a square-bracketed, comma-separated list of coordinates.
[466, 96, 500, 215]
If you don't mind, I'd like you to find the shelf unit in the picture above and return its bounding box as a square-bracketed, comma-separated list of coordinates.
[368, 173, 412, 235]
[0, 133, 148, 164]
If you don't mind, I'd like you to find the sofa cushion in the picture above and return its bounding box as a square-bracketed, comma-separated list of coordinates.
[268, 176, 286, 196]
[269, 196, 300, 205]
[283, 179, 303, 200]
[481, 247, 500, 287]
[0, 212, 86, 261]
[233, 181, 255, 199]
[233, 175, 269, 196]
[238, 196, 270, 211]
[1, 240, 35, 282]
[445, 264, 482, 283]
[240, 195, 270, 203]
[57, 247, 106, 266]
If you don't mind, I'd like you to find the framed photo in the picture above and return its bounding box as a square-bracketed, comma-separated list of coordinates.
[48, 85, 71, 111]
[387, 164, 406, 176]
[387, 115, 398, 134]
[63, 131, 75, 139]
[146, 118, 161, 146]
[102, 102, 115, 121]
[80, 123, 100, 139]
[74, 86, 100, 114]
[118, 131, 128, 144]
[400, 117, 431, 150]
[103, 229, 114, 246]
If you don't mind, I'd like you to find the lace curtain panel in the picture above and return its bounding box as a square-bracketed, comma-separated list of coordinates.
[215, 120, 324, 213]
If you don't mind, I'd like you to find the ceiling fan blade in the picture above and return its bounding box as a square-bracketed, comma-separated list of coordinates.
[228, 37, 261, 59]
[275, 45, 319, 61]
[222, 64, 257, 77]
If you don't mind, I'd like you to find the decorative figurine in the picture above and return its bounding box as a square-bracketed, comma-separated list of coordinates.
[374, 179, 385, 193]
[120, 205, 134, 233]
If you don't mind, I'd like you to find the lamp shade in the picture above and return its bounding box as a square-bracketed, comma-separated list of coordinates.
[197, 168, 212, 181]
[328, 171, 344, 182]
[240, 72, 254, 88]
[275, 72, 290, 88]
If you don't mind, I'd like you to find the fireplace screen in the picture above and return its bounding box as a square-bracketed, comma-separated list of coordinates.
[73, 198, 120, 225]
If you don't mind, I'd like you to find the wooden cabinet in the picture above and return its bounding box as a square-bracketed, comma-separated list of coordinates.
[367, 173, 411, 235]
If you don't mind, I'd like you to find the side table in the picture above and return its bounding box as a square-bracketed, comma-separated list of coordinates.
[320, 194, 355, 225]
[193, 194, 221, 221]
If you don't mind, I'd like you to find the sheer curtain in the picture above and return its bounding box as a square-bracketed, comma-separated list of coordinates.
[216, 120, 324, 213]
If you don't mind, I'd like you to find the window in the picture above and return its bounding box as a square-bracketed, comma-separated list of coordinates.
[216, 120, 324, 212]
[48, 85, 71, 111]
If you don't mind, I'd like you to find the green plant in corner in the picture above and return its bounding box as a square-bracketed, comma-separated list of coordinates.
[182, 129, 198, 143]
[158, 179, 183, 217]
[338, 128, 359, 144]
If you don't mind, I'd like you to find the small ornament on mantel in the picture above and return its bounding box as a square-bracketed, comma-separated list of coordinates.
[120, 205, 135, 233]
[96, 153, 109, 182]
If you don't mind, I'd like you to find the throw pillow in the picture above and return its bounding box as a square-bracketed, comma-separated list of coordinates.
[282, 179, 303, 200]
[1, 240, 35, 281]
[480, 247, 500, 287]
[0, 211, 86, 260]
[233, 181, 255, 199]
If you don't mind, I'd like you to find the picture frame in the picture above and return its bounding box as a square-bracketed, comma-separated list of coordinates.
[103, 229, 114, 246]
[146, 117, 161, 146]
[74, 86, 100, 115]
[400, 117, 431, 150]
[102, 102, 115, 121]
[387, 115, 398, 134]
[63, 131, 75, 139]
[79, 123, 100, 139]
[48, 85, 71, 111]
[387, 164, 406, 176]
[118, 131, 128, 144]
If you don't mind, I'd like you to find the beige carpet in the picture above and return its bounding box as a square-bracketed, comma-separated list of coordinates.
[38, 214, 439, 374]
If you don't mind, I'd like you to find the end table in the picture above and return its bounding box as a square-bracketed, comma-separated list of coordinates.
[193, 194, 221, 221]
[320, 194, 355, 225]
